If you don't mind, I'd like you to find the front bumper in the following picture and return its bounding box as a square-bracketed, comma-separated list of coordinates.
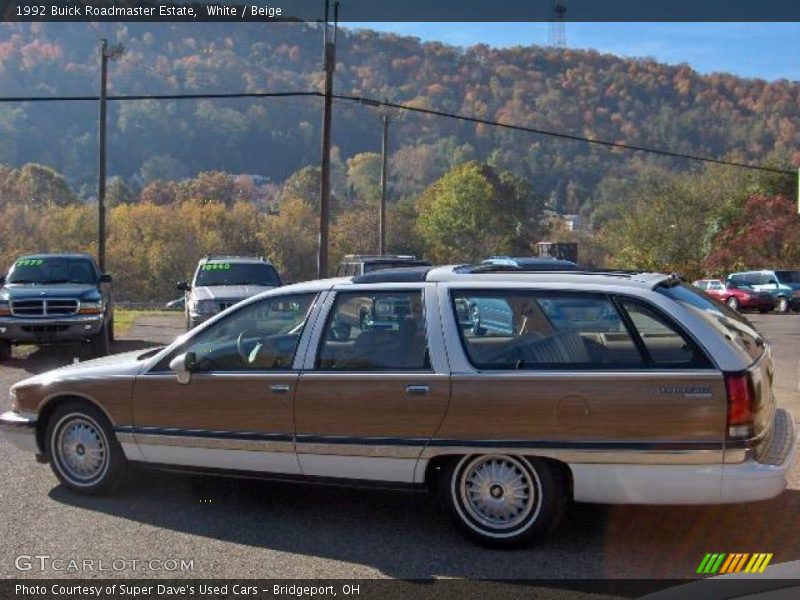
[0, 315, 104, 344]
[0, 410, 39, 453]
[188, 313, 215, 328]
[740, 297, 775, 309]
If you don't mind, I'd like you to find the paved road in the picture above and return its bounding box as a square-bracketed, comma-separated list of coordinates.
[0, 313, 798, 580]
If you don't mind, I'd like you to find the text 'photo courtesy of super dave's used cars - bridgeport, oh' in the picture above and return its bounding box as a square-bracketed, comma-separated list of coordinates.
[0, 265, 795, 547]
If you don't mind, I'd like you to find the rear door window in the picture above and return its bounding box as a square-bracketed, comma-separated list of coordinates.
[451, 291, 645, 370]
[316, 291, 429, 371]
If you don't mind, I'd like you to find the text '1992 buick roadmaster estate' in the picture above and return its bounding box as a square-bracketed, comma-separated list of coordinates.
[1, 266, 796, 546]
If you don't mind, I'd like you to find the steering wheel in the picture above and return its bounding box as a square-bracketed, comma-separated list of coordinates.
[236, 330, 259, 364]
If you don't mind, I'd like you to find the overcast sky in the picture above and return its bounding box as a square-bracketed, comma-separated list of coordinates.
[346, 22, 800, 81]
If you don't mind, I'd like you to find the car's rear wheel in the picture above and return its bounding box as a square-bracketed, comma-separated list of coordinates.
[440, 455, 567, 548]
[726, 297, 739, 311]
[777, 297, 789, 313]
[0, 340, 11, 361]
[46, 401, 124, 494]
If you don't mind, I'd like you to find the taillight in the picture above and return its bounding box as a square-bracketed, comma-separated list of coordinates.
[725, 372, 755, 439]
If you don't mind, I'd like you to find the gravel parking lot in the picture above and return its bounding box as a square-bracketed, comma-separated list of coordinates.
[0, 313, 798, 579]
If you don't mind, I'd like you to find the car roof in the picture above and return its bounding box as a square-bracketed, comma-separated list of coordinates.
[17, 252, 95, 261]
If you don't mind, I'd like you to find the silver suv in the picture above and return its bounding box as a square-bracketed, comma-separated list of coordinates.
[178, 256, 282, 329]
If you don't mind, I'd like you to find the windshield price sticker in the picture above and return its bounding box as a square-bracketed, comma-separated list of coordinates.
[203, 263, 231, 271]
[16, 259, 44, 267]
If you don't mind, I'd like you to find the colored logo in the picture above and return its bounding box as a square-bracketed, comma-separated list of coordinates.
[697, 553, 773, 575]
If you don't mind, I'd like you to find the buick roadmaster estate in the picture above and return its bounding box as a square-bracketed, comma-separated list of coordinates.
[2, 266, 796, 547]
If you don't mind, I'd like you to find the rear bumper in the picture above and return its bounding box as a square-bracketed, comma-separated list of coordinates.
[0, 315, 104, 344]
[570, 409, 796, 505]
[720, 408, 797, 503]
[0, 410, 39, 453]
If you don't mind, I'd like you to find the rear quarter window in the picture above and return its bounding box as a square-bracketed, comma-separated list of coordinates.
[656, 282, 765, 363]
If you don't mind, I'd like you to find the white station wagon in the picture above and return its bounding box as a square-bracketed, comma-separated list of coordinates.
[1, 265, 796, 547]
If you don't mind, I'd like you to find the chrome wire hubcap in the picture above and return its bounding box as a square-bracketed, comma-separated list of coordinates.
[57, 417, 107, 481]
[460, 456, 535, 530]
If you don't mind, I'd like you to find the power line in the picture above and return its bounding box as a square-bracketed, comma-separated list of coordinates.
[0, 92, 323, 102]
[0, 90, 794, 176]
[337, 94, 797, 176]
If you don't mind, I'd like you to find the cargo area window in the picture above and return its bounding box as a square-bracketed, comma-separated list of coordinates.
[620, 300, 711, 368]
[452, 291, 645, 370]
[316, 291, 430, 371]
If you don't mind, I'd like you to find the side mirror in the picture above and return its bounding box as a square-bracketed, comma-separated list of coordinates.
[177, 281, 191, 292]
[169, 351, 196, 385]
[99, 273, 113, 283]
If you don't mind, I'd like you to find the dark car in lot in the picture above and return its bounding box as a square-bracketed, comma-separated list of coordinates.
[727, 270, 800, 313]
[693, 279, 775, 313]
[334, 255, 432, 277]
[0, 253, 114, 360]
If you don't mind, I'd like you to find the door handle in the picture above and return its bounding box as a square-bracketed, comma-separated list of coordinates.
[405, 384, 430, 395]
[270, 384, 291, 394]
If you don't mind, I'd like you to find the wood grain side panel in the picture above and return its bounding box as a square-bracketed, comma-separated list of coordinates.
[439, 373, 727, 442]
[295, 374, 449, 439]
[132, 374, 297, 433]
[21, 378, 136, 425]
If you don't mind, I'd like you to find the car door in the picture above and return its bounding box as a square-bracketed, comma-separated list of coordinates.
[293, 284, 450, 483]
[127, 292, 321, 474]
[438, 286, 726, 502]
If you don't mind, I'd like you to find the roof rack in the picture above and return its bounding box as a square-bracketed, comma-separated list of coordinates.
[456, 264, 644, 276]
[343, 254, 419, 261]
[203, 255, 267, 262]
[352, 266, 434, 284]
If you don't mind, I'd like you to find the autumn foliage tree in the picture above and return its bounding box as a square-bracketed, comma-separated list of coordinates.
[704, 195, 800, 274]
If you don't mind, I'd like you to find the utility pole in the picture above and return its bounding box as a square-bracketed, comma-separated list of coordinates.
[317, 0, 338, 278]
[97, 39, 123, 273]
[379, 112, 389, 255]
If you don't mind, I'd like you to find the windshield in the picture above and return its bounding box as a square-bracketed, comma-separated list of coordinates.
[656, 281, 764, 362]
[6, 257, 97, 285]
[775, 270, 800, 284]
[194, 262, 281, 287]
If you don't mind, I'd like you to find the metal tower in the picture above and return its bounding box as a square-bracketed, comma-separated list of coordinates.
[548, 2, 567, 48]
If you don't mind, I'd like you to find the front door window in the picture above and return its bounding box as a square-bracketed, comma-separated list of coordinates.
[185, 293, 316, 371]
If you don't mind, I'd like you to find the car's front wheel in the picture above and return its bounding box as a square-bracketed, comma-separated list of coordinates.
[440, 455, 567, 548]
[726, 297, 739, 311]
[87, 324, 110, 358]
[46, 401, 125, 494]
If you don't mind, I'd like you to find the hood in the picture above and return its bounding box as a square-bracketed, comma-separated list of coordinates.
[192, 285, 277, 302]
[12, 347, 159, 390]
[1, 283, 100, 301]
